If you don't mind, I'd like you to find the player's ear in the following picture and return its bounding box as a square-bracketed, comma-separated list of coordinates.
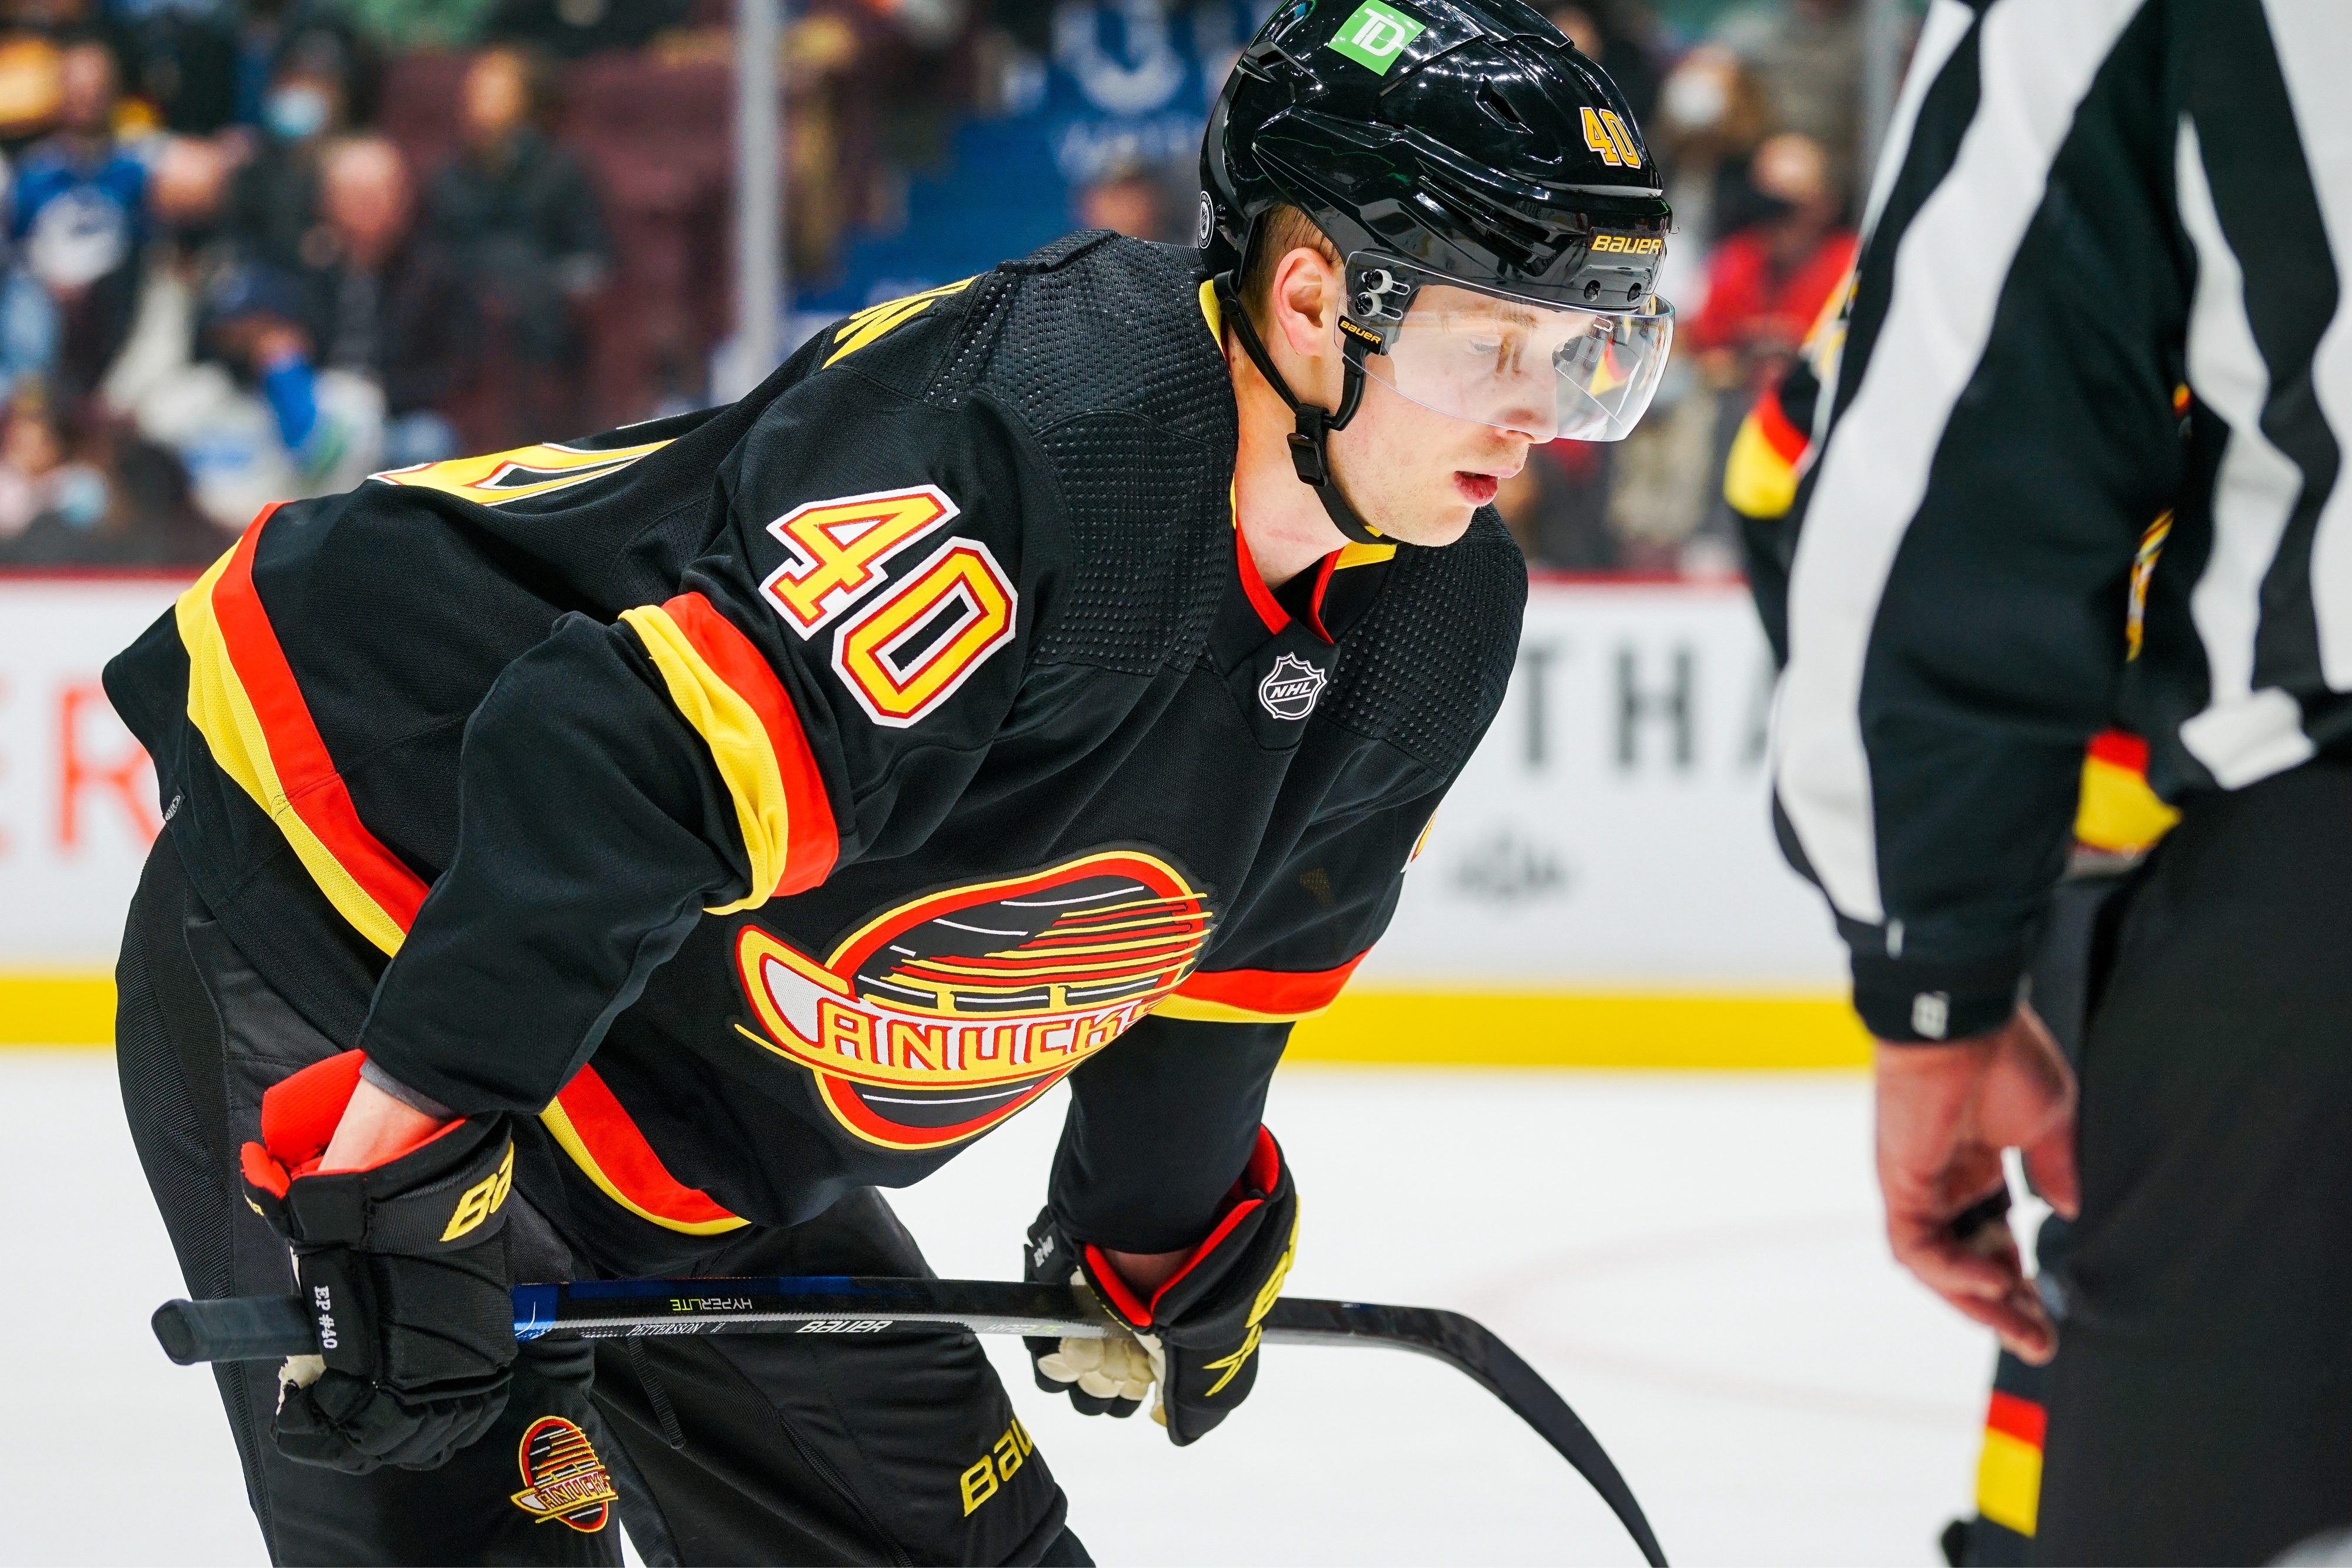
[1269, 246, 1339, 361]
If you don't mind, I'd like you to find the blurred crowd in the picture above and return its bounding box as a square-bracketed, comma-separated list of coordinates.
[0, 0, 1893, 571]
[1526, 0, 1871, 577]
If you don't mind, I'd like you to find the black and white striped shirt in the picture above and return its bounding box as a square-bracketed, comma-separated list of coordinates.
[1772, 0, 2350, 1040]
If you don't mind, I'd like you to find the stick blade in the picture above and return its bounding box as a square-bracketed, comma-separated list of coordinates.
[1263, 1299, 1668, 1566]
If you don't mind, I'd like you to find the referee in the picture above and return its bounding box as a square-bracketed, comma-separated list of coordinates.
[1772, 0, 2352, 1560]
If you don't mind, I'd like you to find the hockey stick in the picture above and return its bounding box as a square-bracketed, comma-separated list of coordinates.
[155, 1276, 1667, 1565]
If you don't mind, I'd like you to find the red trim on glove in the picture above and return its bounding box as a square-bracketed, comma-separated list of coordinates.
[1141, 1198, 1263, 1318]
[1241, 1124, 1279, 1195]
[1078, 1128, 1287, 1327]
[1083, 1243, 1157, 1328]
[247, 1051, 457, 1191]
[240, 1139, 291, 1198]
[259, 1051, 367, 1168]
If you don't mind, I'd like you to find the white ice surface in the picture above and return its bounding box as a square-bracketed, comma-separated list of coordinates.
[0, 1055, 1993, 1566]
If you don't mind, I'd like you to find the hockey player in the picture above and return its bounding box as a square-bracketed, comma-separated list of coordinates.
[103, 2, 1674, 1561]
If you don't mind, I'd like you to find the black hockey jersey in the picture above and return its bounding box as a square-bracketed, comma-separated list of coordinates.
[107, 232, 1524, 1254]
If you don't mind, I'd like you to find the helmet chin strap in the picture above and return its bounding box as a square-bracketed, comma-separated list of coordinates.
[1214, 275, 1389, 548]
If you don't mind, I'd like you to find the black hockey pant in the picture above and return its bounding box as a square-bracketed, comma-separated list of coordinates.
[114, 836, 1090, 1567]
[2027, 761, 2352, 1565]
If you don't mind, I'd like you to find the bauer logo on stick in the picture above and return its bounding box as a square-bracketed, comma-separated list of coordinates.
[1258, 654, 1328, 721]
[510, 1416, 619, 1532]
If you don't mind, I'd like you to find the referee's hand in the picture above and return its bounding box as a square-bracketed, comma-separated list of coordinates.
[1873, 1004, 2080, 1365]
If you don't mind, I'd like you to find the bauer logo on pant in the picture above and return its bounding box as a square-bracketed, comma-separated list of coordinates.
[509, 1416, 617, 1532]
[733, 850, 1212, 1150]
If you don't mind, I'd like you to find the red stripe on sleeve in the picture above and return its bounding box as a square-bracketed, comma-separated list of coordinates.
[2086, 728, 2150, 775]
[211, 506, 432, 932]
[1755, 384, 1810, 466]
[1986, 1390, 2047, 1449]
[1172, 952, 1368, 1016]
[659, 591, 840, 895]
[553, 1063, 740, 1228]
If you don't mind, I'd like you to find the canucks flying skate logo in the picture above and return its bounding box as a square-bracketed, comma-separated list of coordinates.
[1258, 654, 1328, 721]
[509, 1416, 617, 1532]
[734, 851, 1213, 1150]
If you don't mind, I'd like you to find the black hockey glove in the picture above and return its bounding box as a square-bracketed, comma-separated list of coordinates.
[1024, 1126, 1298, 1445]
[239, 1049, 517, 1473]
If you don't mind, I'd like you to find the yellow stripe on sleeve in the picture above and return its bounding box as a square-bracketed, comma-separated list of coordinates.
[1976, 1429, 2042, 1536]
[619, 604, 791, 915]
[1722, 410, 1800, 520]
[174, 545, 412, 955]
[1152, 995, 1341, 1025]
[2076, 754, 2179, 855]
[537, 1098, 749, 1236]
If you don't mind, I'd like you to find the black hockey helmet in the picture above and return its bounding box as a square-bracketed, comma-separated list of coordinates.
[1202, 0, 1670, 309]
[1199, 0, 1673, 539]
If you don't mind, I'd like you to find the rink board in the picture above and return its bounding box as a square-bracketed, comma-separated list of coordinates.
[0, 575, 1859, 1064]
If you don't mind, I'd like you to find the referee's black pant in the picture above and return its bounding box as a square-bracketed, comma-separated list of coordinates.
[114, 834, 1089, 1567]
[2034, 760, 2352, 1565]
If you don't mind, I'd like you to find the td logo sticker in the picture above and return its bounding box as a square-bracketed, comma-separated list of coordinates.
[1327, 0, 1424, 73]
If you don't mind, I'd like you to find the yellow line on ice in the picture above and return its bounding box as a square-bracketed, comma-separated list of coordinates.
[2, 974, 1869, 1067]
[0, 975, 116, 1045]
[1284, 989, 1870, 1069]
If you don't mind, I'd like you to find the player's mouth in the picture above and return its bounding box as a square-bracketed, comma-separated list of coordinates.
[1455, 471, 1502, 506]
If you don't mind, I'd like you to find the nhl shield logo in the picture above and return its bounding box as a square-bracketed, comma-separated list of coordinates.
[1258, 654, 1328, 721]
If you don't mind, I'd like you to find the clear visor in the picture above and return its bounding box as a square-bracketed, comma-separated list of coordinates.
[1358, 280, 1675, 443]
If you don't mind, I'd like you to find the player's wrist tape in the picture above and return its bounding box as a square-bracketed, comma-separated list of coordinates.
[1026, 1126, 1299, 1445]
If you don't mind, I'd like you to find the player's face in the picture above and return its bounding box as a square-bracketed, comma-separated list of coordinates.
[1328, 350, 1535, 547]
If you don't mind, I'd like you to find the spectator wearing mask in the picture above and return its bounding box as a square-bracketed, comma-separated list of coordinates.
[11, 36, 144, 396]
[1688, 132, 1855, 387]
[426, 44, 609, 449]
[230, 0, 373, 132]
[0, 377, 219, 564]
[307, 134, 472, 466]
[221, 26, 350, 276]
